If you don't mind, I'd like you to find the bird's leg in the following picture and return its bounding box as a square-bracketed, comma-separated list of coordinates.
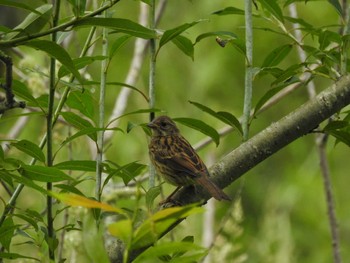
[159, 186, 182, 206]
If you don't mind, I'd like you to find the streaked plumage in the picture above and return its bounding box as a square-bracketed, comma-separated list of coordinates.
[147, 116, 230, 202]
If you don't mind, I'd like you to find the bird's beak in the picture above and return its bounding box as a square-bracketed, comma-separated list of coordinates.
[147, 122, 156, 129]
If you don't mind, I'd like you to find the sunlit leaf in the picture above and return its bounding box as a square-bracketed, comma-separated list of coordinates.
[173, 117, 220, 146]
[0, 252, 39, 261]
[133, 242, 207, 263]
[108, 219, 133, 244]
[131, 205, 203, 250]
[326, 130, 350, 147]
[50, 192, 125, 214]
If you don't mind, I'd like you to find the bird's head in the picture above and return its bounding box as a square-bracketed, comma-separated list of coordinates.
[147, 116, 180, 136]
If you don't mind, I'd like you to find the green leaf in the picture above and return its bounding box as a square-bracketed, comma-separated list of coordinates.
[0, 0, 41, 14]
[189, 101, 242, 135]
[23, 40, 82, 83]
[133, 242, 206, 263]
[83, 81, 149, 103]
[212, 6, 245, 16]
[131, 205, 203, 250]
[11, 140, 45, 163]
[194, 31, 237, 45]
[4, 4, 52, 40]
[66, 90, 95, 119]
[54, 160, 97, 172]
[13, 213, 39, 231]
[258, 0, 284, 23]
[326, 130, 350, 147]
[54, 184, 84, 196]
[109, 35, 132, 59]
[145, 185, 162, 211]
[0, 218, 15, 251]
[262, 44, 293, 67]
[108, 219, 133, 245]
[328, 0, 343, 17]
[159, 21, 200, 51]
[10, 80, 42, 110]
[172, 35, 194, 60]
[323, 121, 349, 131]
[253, 85, 287, 117]
[107, 108, 162, 128]
[20, 165, 72, 182]
[60, 127, 122, 148]
[60, 111, 96, 141]
[82, 213, 111, 263]
[74, 18, 156, 39]
[58, 56, 107, 79]
[173, 117, 220, 146]
[318, 30, 342, 50]
[0, 252, 39, 261]
[9, 172, 47, 194]
[0, 145, 4, 160]
[105, 161, 147, 186]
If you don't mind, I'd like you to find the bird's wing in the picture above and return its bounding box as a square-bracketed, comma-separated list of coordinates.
[154, 137, 208, 178]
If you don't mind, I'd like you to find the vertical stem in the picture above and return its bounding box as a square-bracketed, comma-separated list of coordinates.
[47, 0, 60, 260]
[148, 0, 156, 188]
[242, 0, 253, 141]
[96, 11, 109, 201]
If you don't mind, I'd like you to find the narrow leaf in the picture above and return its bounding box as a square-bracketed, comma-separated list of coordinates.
[194, 31, 237, 45]
[159, 21, 199, 50]
[172, 35, 194, 60]
[0, 253, 39, 261]
[326, 130, 350, 147]
[109, 35, 132, 59]
[258, 0, 284, 23]
[60, 111, 96, 141]
[11, 140, 45, 162]
[54, 160, 97, 172]
[58, 56, 106, 78]
[323, 120, 349, 131]
[66, 90, 95, 119]
[20, 165, 72, 182]
[173, 117, 220, 146]
[262, 44, 293, 67]
[50, 192, 125, 214]
[328, 0, 343, 17]
[212, 6, 245, 16]
[108, 219, 133, 244]
[23, 40, 82, 83]
[5, 4, 52, 40]
[73, 18, 156, 39]
[188, 101, 242, 135]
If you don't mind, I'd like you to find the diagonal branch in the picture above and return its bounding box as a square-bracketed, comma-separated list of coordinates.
[128, 75, 350, 261]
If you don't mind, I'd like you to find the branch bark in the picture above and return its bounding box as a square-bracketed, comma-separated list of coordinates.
[128, 75, 350, 260]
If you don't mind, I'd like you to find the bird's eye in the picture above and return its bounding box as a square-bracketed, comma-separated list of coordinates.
[160, 121, 167, 128]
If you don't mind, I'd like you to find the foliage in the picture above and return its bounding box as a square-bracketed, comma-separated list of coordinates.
[0, 0, 349, 262]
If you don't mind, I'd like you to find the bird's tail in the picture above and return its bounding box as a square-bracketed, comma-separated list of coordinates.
[195, 176, 231, 201]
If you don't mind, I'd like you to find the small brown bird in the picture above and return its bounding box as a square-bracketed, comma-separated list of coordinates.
[147, 115, 230, 202]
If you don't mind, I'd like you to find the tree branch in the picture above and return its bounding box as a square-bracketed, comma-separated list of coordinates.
[128, 75, 350, 260]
